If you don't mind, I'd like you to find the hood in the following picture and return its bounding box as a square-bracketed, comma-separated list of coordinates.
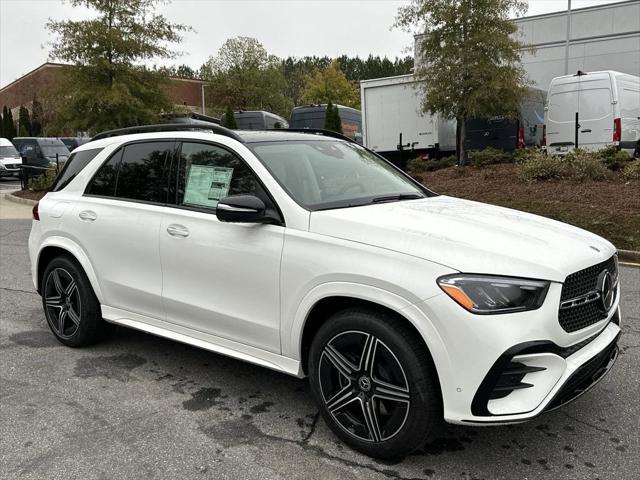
[309, 196, 616, 282]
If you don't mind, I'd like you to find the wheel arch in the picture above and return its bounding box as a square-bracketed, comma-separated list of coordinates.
[36, 237, 103, 302]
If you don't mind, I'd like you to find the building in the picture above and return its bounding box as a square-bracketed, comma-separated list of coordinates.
[0, 62, 205, 116]
[514, 0, 640, 89]
[414, 0, 640, 91]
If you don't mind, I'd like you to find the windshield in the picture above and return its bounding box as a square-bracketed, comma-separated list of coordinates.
[250, 140, 431, 210]
[41, 144, 70, 157]
[0, 145, 19, 158]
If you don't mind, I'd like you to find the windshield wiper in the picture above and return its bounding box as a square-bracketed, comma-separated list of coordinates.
[371, 193, 424, 204]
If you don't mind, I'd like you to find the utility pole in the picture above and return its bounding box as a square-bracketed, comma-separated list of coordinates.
[564, 0, 572, 75]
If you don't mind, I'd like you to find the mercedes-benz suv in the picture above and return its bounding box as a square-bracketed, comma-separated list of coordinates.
[28, 125, 621, 459]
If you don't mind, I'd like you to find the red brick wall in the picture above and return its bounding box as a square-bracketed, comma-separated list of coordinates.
[0, 63, 204, 112]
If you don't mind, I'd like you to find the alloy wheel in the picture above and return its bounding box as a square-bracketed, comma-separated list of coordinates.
[44, 268, 82, 339]
[318, 330, 410, 443]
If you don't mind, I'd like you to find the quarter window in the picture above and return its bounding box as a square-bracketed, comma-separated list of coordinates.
[52, 148, 103, 192]
[176, 142, 263, 210]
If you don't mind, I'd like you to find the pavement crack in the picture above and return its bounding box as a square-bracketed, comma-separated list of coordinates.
[301, 412, 320, 444]
[0, 286, 37, 295]
[562, 412, 610, 434]
[0, 227, 30, 239]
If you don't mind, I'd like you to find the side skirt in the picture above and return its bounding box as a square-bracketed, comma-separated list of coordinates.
[101, 305, 303, 378]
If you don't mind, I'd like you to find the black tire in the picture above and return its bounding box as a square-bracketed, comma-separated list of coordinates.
[41, 255, 112, 347]
[308, 308, 442, 459]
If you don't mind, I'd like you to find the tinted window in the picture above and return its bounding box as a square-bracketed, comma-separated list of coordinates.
[86, 151, 121, 197]
[52, 148, 103, 192]
[116, 142, 172, 203]
[177, 142, 263, 210]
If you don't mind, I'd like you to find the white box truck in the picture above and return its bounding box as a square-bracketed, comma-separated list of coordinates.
[360, 74, 455, 164]
[544, 70, 640, 156]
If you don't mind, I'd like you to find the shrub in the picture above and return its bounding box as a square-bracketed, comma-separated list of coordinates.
[407, 156, 457, 174]
[622, 160, 640, 180]
[27, 168, 58, 191]
[564, 149, 609, 181]
[469, 147, 514, 167]
[598, 146, 631, 171]
[516, 150, 565, 182]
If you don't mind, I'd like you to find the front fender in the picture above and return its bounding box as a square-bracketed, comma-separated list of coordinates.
[36, 236, 104, 302]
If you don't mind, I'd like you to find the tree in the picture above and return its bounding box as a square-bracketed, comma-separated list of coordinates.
[222, 106, 237, 129]
[2, 107, 17, 140]
[324, 102, 342, 134]
[396, 0, 529, 164]
[31, 96, 43, 136]
[18, 106, 31, 137]
[201, 37, 292, 117]
[301, 62, 360, 108]
[46, 0, 191, 134]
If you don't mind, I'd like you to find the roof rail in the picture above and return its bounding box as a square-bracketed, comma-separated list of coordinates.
[285, 128, 356, 143]
[90, 123, 244, 143]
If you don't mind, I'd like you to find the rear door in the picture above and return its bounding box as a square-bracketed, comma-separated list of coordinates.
[546, 81, 580, 153]
[74, 140, 173, 320]
[577, 84, 614, 151]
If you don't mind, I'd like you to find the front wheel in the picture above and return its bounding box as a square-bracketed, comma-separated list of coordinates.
[308, 308, 442, 459]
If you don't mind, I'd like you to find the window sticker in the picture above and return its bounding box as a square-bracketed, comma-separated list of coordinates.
[184, 164, 234, 208]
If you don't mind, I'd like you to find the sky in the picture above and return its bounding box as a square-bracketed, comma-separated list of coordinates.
[0, 0, 628, 88]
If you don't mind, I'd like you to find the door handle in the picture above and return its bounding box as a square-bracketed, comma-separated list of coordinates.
[581, 129, 592, 133]
[166, 224, 190, 238]
[78, 210, 97, 222]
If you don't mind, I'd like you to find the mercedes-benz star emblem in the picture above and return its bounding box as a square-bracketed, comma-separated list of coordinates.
[598, 270, 615, 311]
[358, 376, 372, 392]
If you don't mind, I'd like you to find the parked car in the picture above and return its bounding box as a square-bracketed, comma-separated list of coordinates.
[234, 110, 289, 130]
[0, 137, 22, 177]
[60, 137, 91, 152]
[12, 137, 70, 169]
[29, 125, 621, 459]
[290, 104, 362, 143]
[544, 70, 640, 156]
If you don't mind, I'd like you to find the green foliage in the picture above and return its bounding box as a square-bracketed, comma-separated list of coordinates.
[27, 169, 59, 192]
[2, 106, 16, 140]
[598, 146, 631, 171]
[516, 150, 565, 182]
[18, 106, 31, 136]
[302, 61, 360, 108]
[622, 160, 640, 180]
[46, 0, 190, 134]
[565, 150, 609, 181]
[395, 0, 529, 164]
[469, 147, 514, 167]
[201, 37, 292, 118]
[30, 96, 43, 136]
[407, 156, 457, 174]
[222, 106, 237, 129]
[323, 102, 342, 134]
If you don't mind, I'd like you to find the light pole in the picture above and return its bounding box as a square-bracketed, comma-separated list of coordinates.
[564, 0, 572, 75]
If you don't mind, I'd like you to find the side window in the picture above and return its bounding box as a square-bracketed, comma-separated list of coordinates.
[116, 142, 172, 203]
[52, 148, 103, 192]
[177, 142, 263, 210]
[86, 150, 121, 197]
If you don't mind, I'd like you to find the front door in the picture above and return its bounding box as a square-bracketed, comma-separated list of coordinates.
[159, 141, 285, 353]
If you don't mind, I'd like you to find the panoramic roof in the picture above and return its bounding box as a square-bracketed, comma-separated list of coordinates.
[235, 130, 337, 143]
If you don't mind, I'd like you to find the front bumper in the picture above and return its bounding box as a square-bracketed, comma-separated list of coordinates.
[415, 280, 621, 425]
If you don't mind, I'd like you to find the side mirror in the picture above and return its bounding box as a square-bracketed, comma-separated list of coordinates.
[216, 195, 266, 223]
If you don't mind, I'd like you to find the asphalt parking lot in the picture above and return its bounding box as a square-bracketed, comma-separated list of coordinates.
[1, 217, 638, 480]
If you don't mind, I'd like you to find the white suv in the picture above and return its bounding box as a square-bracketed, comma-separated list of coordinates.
[28, 125, 621, 458]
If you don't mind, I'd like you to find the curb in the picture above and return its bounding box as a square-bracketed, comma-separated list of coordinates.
[618, 249, 640, 265]
[4, 192, 38, 206]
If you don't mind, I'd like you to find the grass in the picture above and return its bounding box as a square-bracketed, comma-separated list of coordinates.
[414, 163, 640, 251]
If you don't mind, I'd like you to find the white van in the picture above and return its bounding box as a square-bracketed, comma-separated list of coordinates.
[0, 137, 22, 177]
[544, 71, 639, 156]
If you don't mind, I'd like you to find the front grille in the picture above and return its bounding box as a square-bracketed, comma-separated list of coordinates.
[558, 256, 618, 332]
[546, 335, 619, 411]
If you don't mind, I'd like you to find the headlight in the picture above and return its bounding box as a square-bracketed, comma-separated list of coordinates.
[437, 274, 550, 314]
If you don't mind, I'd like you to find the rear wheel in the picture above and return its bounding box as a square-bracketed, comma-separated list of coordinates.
[308, 308, 442, 459]
[42, 255, 112, 347]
